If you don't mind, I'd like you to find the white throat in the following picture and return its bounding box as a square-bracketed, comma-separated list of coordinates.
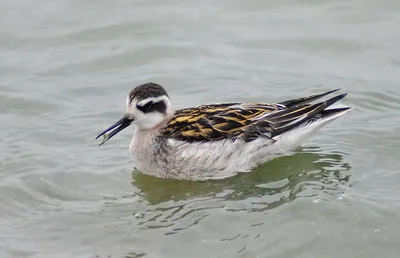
[134, 112, 168, 130]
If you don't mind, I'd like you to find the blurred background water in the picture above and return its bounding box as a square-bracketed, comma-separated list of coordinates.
[1, 0, 400, 257]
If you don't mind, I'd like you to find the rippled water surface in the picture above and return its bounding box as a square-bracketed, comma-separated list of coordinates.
[1, 0, 400, 257]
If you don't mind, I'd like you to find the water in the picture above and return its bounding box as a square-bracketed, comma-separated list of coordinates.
[1, 0, 400, 257]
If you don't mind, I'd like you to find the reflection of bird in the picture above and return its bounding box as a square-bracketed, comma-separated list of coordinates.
[132, 149, 351, 205]
[96, 83, 351, 180]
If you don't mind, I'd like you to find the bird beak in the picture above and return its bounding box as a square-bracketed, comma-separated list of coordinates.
[95, 115, 133, 146]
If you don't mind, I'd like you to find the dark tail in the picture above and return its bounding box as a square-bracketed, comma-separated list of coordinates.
[319, 107, 352, 119]
[279, 88, 341, 108]
[268, 93, 349, 138]
[242, 92, 351, 142]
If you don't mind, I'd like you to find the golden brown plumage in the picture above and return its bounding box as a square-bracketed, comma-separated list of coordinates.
[161, 89, 348, 142]
[162, 103, 280, 142]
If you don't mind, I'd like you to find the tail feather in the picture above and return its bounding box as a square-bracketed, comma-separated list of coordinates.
[319, 107, 352, 118]
[242, 92, 351, 142]
[271, 106, 352, 151]
[279, 88, 341, 108]
[270, 93, 349, 137]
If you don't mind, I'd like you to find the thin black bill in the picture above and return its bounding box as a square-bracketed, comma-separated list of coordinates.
[95, 115, 133, 146]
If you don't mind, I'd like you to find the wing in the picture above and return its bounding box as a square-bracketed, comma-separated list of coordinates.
[161, 103, 282, 142]
[241, 92, 348, 142]
[161, 90, 348, 143]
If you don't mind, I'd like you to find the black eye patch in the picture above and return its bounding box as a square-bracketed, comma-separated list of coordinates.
[142, 101, 153, 111]
[137, 101, 167, 114]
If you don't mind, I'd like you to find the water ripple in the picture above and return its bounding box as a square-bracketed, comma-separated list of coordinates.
[1, 0, 400, 257]
[126, 148, 352, 235]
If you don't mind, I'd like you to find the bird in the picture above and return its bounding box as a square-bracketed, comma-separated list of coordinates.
[96, 82, 351, 181]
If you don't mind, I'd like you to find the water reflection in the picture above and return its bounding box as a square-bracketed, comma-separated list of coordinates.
[128, 147, 352, 236]
[132, 147, 351, 207]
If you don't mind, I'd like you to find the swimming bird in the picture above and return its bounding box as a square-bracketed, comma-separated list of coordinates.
[96, 83, 351, 180]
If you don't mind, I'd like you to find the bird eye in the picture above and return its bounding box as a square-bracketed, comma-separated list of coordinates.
[137, 101, 153, 111]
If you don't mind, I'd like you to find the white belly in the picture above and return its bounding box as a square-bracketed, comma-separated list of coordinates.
[129, 112, 345, 180]
[130, 135, 287, 180]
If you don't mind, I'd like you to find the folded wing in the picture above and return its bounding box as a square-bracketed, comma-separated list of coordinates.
[241, 93, 348, 142]
[163, 103, 281, 142]
[162, 90, 349, 143]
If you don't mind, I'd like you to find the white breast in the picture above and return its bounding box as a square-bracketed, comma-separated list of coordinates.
[130, 131, 283, 180]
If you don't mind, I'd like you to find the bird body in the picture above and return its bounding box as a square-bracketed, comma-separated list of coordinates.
[96, 83, 351, 181]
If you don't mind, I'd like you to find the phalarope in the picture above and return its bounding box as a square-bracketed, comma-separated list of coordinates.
[96, 83, 351, 180]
